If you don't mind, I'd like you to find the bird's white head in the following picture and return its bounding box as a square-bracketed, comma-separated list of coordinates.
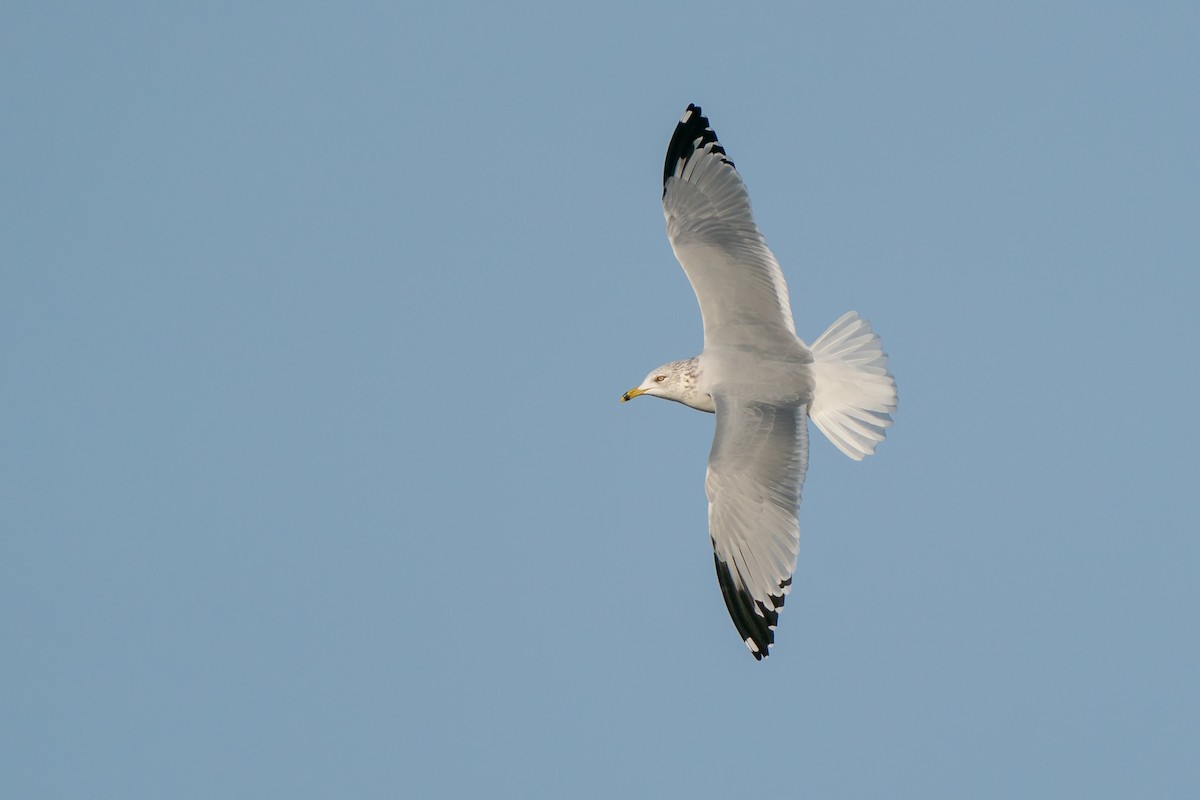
[621, 357, 714, 412]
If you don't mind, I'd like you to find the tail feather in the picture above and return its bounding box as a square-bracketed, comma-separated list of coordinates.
[808, 312, 897, 461]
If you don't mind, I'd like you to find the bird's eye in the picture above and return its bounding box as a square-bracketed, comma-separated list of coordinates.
[655, 375, 666, 383]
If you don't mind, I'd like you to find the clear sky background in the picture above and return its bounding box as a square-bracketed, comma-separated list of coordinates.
[3, 2, 1198, 798]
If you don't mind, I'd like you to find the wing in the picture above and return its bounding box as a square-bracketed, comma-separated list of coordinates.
[706, 394, 809, 659]
[663, 104, 797, 348]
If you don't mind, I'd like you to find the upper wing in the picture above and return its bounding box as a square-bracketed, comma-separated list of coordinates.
[706, 394, 809, 659]
[663, 104, 797, 348]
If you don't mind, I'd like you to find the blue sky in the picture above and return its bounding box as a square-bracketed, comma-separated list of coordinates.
[3, 2, 1198, 797]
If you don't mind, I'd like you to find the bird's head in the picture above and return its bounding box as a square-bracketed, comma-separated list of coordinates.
[621, 358, 713, 412]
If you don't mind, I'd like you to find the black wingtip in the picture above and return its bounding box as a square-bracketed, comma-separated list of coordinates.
[713, 552, 788, 661]
[662, 103, 733, 196]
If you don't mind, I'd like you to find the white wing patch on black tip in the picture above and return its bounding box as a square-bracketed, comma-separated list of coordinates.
[662, 103, 734, 197]
[714, 549, 792, 660]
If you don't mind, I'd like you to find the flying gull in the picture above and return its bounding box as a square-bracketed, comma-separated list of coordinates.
[622, 104, 897, 660]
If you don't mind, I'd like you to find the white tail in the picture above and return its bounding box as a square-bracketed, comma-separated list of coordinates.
[808, 312, 897, 461]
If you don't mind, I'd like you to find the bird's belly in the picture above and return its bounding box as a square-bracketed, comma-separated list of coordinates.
[698, 344, 814, 406]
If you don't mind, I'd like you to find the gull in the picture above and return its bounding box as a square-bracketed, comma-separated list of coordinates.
[621, 104, 897, 660]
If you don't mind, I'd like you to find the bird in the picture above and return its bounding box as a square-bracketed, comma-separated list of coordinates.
[621, 104, 897, 660]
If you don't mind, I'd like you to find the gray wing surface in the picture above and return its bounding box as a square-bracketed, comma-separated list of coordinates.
[706, 394, 809, 659]
[662, 105, 797, 348]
